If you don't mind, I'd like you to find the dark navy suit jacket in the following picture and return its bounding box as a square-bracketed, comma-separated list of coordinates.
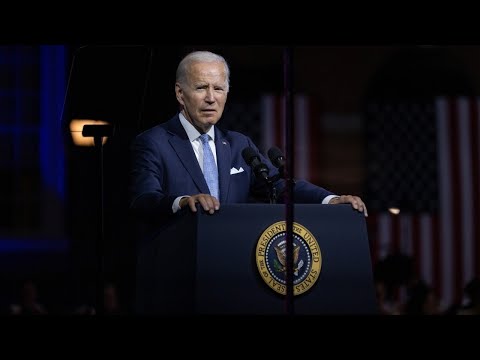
[130, 114, 333, 241]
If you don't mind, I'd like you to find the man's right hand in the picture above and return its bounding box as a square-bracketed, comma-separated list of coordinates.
[179, 194, 220, 214]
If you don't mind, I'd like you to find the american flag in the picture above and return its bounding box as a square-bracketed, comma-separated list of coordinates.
[261, 95, 480, 310]
[366, 97, 480, 308]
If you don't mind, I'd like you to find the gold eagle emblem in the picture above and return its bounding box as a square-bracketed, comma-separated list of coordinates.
[273, 242, 303, 275]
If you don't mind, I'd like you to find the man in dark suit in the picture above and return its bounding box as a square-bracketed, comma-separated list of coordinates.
[130, 50, 367, 242]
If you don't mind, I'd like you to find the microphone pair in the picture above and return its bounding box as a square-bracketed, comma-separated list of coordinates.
[241, 146, 286, 182]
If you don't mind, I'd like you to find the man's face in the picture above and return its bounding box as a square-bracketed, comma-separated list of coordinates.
[175, 61, 228, 133]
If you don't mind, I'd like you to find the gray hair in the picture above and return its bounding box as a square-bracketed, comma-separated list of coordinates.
[176, 51, 230, 92]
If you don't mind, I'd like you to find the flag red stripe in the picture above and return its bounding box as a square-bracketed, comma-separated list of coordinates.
[431, 214, 441, 299]
[275, 96, 283, 150]
[412, 215, 421, 277]
[308, 101, 323, 184]
[470, 98, 480, 278]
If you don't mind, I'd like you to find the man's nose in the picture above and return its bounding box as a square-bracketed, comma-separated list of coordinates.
[205, 88, 215, 102]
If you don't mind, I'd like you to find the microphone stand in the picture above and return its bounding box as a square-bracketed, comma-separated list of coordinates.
[267, 178, 277, 204]
[267, 173, 282, 204]
[82, 124, 114, 316]
[268, 166, 295, 205]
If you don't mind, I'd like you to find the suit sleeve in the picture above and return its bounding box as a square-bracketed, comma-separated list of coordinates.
[129, 133, 178, 221]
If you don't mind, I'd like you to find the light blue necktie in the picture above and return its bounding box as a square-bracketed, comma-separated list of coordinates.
[199, 133, 219, 200]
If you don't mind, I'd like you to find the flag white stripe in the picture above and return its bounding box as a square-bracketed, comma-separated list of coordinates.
[400, 215, 413, 255]
[457, 97, 475, 288]
[261, 94, 275, 151]
[295, 94, 309, 180]
[378, 213, 391, 260]
[436, 97, 454, 307]
[477, 98, 480, 258]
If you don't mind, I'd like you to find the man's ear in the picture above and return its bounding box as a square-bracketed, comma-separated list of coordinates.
[175, 83, 184, 105]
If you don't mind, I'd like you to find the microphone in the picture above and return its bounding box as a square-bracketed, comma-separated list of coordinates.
[242, 147, 270, 182]
[267, 146, 286, 170]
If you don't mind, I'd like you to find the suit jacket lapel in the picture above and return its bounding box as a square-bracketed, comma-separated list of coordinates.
[215, 129, 231, 202]
[167, 116, 210, 195]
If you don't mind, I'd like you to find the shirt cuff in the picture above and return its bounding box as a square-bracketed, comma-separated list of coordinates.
[172, 196, 190, 213]
[322, 194, 339, 205]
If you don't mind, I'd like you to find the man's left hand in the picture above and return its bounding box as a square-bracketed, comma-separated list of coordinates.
[329, 195, 368, 217]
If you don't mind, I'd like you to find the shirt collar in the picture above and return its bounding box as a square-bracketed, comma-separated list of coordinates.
[179, 112, 215, 142]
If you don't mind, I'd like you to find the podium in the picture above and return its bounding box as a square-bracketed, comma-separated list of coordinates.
[135, 204, 378, 315]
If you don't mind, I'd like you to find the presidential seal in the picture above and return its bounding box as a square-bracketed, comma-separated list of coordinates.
[255, 221, 322, 296]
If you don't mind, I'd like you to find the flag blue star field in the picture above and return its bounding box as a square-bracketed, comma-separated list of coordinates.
[366, 101, 439, 213]
[366, 97, 480, 308]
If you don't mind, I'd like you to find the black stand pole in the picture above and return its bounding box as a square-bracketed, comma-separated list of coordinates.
[82, 124, 114, 316]
[283, 47, 295, 316]
[95, 135, 105, 316]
